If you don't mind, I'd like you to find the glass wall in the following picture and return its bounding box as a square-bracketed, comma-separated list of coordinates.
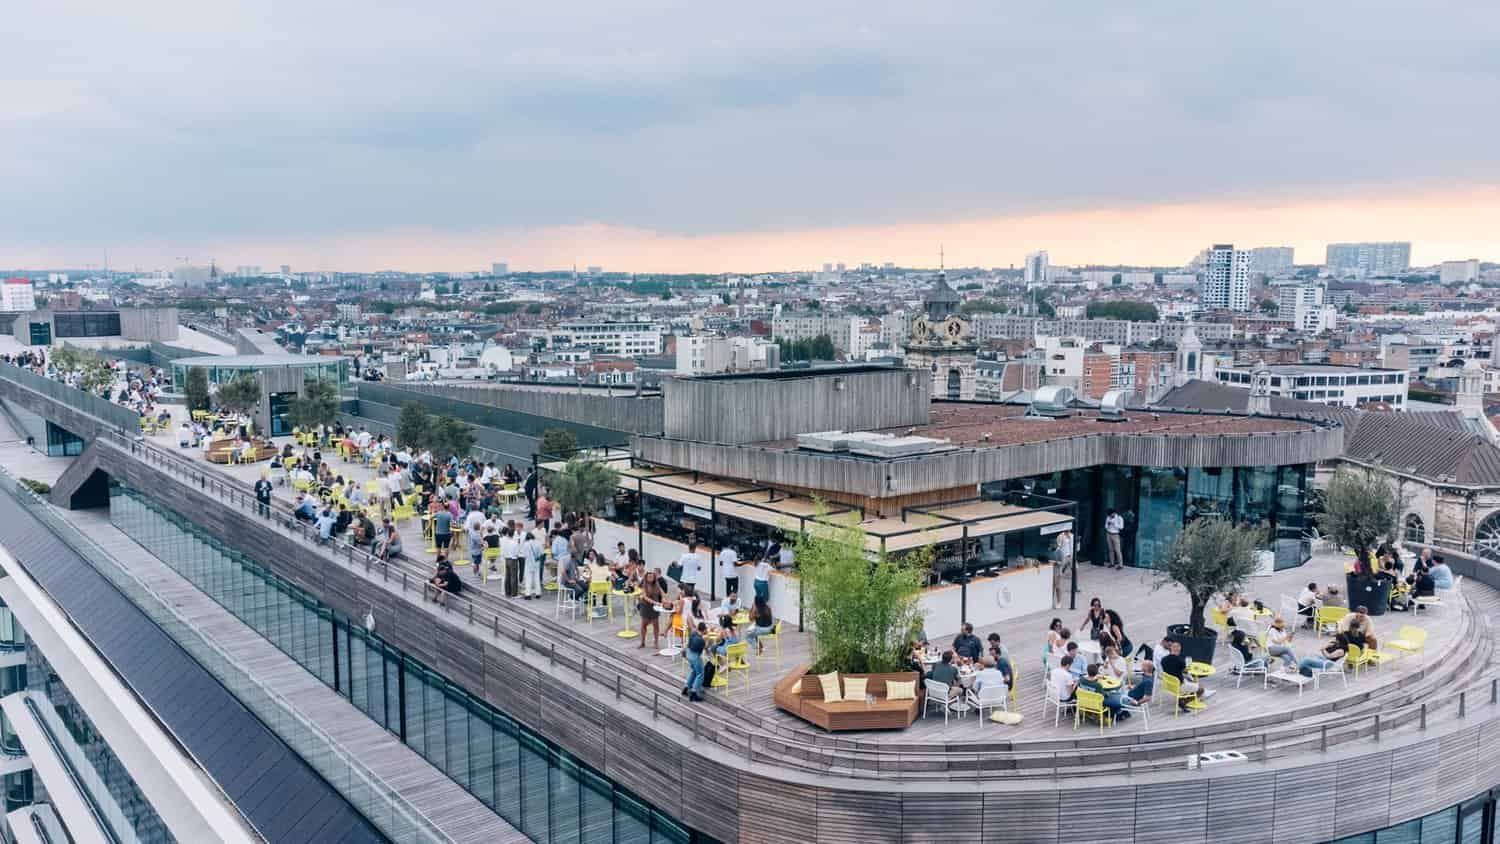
[1325, 788, 1499, 843]
[110, 485, 699, 844]
[27, 646, 176, 844]
[1011, 463, 1313, 570]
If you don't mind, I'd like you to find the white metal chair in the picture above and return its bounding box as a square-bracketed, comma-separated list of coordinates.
[1230, 646, 1269, 689]
[923, 680, 961, 724]
[1309, 655, 1348, 690]
[968, 683, 1008, 724]
[1043, 682, 1076, 727]
[554, 580, 580, 621]
[1119, 689, 1151, 731]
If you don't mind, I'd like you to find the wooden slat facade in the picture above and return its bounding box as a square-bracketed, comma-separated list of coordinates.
[661, 368, 931, 444]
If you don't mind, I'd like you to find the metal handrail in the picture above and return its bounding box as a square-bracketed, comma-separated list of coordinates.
[5, 369, 1498, 783]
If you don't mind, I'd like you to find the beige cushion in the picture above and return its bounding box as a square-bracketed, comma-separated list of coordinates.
[885, 680, 916, 700]
[843, 677, 868, 700]
[817, 672, 843, 702]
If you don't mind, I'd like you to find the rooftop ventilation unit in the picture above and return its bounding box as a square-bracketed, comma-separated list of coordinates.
[849, 435, 956, 459]
[797, 430, 894, 452]
[1098, 390, 1129, 422]
[1029, 385, 1075, 418]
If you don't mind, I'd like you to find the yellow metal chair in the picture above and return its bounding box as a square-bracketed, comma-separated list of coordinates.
[292, 478, 312, 493]
[1386, 625, 1427, 659]
[365, 480, 382, 498]
[723, 641, 752, 693]
[1315, 605, 1349, 635]
[587, 580, 613, 622]
[1008, 662, 1020, 708]
[481, 546, 502, 581]
[1160, 673, 1204, 716]
[1074, 688, 1111, 732]
[1209, 606, 1230, 633]
[756, 620, 783, 664]
[392, 503, 416, 524]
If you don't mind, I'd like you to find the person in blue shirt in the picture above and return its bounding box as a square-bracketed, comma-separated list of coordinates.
[1430, 556, 1454, 590]
[683, 623, 708, 702]
[715, 622, 741, 657]
[1125, 662, 1154, 709]
[315, 508, 336, 543]
[1078, 662, 1126, 721]
[1064, 642, 1087, 678]
[294, 494, 317, 522]
[433, 508, 452, 553]
[952, 623, 984, 662]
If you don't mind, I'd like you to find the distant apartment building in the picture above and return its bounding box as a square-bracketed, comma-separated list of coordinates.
[1024, 251, 1049, 285]
[1441, 259, 1480, 284]
[491, 261, 509, 275]
[770, 312, 863, 356]
[1215, 363, 1407, 408]
[1200, 244, 1251, 311]
[547, 320, 663, 357]
[1037, 335, 1087, 389]
[335, 303, 362, 322]
[1326, 242, 1411, 277]
[968, 315, 1232, 347]
[1380, 341, 1444, 379]
[1248, 246, 1295, 274]
[974, 357, 1041, 400]
[675, 334, 777, 375]
[1, 278, 36, 312]
[1277, 282, 1335, 333]
[234, 265, 261, 278]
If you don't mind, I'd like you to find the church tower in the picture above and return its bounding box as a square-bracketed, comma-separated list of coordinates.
[1175, 325, 1202, 386]
[904, 269, 977, 400]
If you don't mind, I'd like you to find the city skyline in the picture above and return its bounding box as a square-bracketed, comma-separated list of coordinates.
[5, 3, 1500, 273]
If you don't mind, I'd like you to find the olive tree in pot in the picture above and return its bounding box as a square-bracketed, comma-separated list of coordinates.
[1321, 467, 1403, 613]
[1155, 518, 1259, 663]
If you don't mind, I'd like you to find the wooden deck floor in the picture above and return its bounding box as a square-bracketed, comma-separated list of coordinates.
[185, 425, 1468, 745]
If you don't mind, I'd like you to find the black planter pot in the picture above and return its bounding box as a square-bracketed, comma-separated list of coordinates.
[1346, 573, 1393, 616]
[1166, 624, 1218, 664]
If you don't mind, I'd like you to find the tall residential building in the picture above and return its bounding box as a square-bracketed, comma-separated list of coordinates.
[1024, 250, 1050, 285]
[547, 319, 664, 356]
[491, 261, 508, 275]
[1200, 244, 1250, 312]
[1325, 241, 1411, 277]
[1277, 282, 1333, 332]
[1441, 259, 1480, 284]
[1, 279, 36, 312]
[1247, 246, 1295, 274]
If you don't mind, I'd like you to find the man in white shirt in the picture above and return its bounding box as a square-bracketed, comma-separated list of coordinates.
[753, 556, 772, 604]
[678, 542, 703, 591]
[973, 657, 1007, 694]
[1050, 655, 1078, 702]
[1104, 509, 1125, 569]
[718, 545, 740, 597]
[612, 542, 630, 567]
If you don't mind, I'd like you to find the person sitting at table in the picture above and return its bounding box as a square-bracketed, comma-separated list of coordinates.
[1159, 640, 1213, 706]
[586, 550, 612, 584]
[714, 621, 741, 657]
[744, 594, 776, 655]
[1296, 582, 1320, 627]
[1299, 634, 1349, 677]
[1125, 661, 1154, 709]
[334, 503, 353, 536]
[904, 642, 928, 682]
[1266, 617, 1298, 670]
[1064, 641, 1087, 678]
[1228, 628, 1269, 675]
[973, 656, 1007, 695]
[717, 589, 743, 626]
[1227, 597, 1256, 630]
[293, 493, 317, 522]
[1049, 655, 1078, 702]
[953, 622, 984, 663]
[558, 548, 585, 601]
[1339, 606, 1376, 648]
[985, 633, 1013, 685]
[680, 587, 705, 634]
[1101, 645, 1127, 683]
[928, 650, 961, 689]
[429, 560, 462, 607]
[377, 518, 402, 560]
[1079, 662, 1126, 721]
[1322, 585, 1346, 608]
[1044, 619, 1066, 671]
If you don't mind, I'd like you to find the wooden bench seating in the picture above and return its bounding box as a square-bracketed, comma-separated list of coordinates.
[204, 443, 279, 465]
[773, 663, 921, 732]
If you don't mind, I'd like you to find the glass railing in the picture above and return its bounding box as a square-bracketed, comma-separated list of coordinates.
[0, 363, 140, 435]
[0, 469, 449, 844]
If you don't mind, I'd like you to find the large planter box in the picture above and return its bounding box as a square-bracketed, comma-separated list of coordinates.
[772, 664, 921, 732]
[1347, 573, 1393, 616]
[1166, 624, 1218, 664]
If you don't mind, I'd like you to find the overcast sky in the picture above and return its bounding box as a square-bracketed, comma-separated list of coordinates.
[5, 2, 1499, 272]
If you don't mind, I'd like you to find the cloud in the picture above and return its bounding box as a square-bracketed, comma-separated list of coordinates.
[2, 1, 1499, 266]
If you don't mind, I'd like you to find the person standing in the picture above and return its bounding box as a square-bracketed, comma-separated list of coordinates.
[1052, 528, 1074, 609]
[718, 544, 740, 598]
[520, 528, 543, 598]
[683, 622, 708, 702]
[523, 467, 539, 521]
[253, 475, 273, 518]
[678, 542, 704, 592]
[1104, 509, 1125, 570]
[753, 552, 772, 605]
[499, 524, 520, 596]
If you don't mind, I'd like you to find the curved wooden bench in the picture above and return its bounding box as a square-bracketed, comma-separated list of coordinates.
[773, 663, 921, 731]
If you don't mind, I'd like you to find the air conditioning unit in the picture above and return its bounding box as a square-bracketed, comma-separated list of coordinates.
[1030, 385, 1075, 418]
[1099, 390, 1129, 422]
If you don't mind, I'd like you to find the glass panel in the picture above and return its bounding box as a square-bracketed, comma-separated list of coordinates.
[579, 769, 613, 844]
[468, 706, 495, 811]
[1376, 819, 1421, 844]
[1421, 807, 1457, 843]
[423, 670, 447, 769]
[1135, 468, 1183, 569]
[551, 752, 582, 844]
[519, 731, 551, 843]
[615, 792, 651, 844]
[444, 685, 469, 790]
[404, 659, 427, 758]
[493, 716, 521, 823]
[1187, 467, 1233, 523]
